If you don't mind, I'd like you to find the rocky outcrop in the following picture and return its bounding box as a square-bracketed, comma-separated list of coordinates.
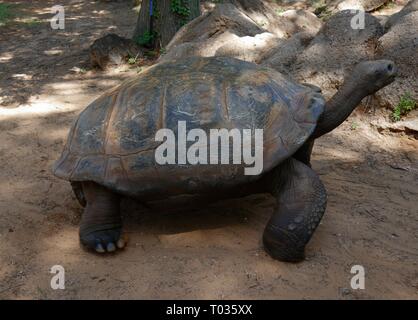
[375, 3, 418, 109]
[260, 32, 315, 75]
[161, 0, 417, 115]
[289, 11, 384, 97]
[337, 0, 390, 11]
[90, 33, 142, 70]
[160, 1, 322, 63]
[385, 0, 418, 29]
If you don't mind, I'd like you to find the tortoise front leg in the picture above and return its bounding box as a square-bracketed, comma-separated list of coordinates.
[263, 158, 327, 262]
[79, 181, 125, 253]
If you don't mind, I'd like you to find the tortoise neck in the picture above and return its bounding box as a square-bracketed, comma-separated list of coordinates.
[313, 79, 366, 138]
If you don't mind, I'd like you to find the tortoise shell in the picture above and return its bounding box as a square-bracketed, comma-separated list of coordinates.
[53, 56, 324, 198]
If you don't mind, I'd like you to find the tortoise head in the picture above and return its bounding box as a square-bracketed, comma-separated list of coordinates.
[313, 60, 397, 138]
[350, 60, 397, 95]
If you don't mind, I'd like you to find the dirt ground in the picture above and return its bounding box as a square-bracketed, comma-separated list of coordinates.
[0, 0, 417, 299]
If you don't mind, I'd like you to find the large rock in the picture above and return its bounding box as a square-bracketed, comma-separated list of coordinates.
[90, 33, 142, 70]
[372, 110, 418, 136]
[161, 2, 322, 63]
[160, 3, 266, 62]
[375, 6, 418, 108]
[227, 0, 321, 37]
[166, 3, 273, 46]
[280, 9, 323, 35]
[385, 0, 418, 30]
[161, 30, 282, 63]
[260, 32, 315, 75]
[289, 11, 384, 97]
[337, 0, 390, 11]
[214, 32, 282, 63]
[336, 0, 365, 10]
[275, 0, 390, 14]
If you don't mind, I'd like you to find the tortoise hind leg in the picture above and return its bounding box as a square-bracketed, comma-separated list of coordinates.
[263, 158, 327, 262]
[79, 181, 125, 253]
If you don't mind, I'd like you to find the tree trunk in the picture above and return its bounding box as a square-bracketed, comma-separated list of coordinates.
[133, 0, 200, 49]
[133, 1, 151, 45]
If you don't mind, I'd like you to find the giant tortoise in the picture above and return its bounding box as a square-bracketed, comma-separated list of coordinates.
[53, 56, 396, 262]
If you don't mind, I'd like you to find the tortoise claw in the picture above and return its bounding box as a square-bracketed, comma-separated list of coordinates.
[106, 242, 116, 252]
[95, 243, 105, 253]
[116, 238, 126, 249]
[80, 228, 125, 254]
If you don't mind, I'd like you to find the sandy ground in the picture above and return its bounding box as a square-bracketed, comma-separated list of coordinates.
[0, 0, 417, 299]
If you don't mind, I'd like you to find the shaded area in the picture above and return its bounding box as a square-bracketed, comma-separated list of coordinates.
[0, 0, 417, 299]
[0, 0, 138, 107]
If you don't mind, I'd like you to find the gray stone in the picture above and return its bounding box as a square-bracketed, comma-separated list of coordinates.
[376, 8, 418, 109]
[289, 11, 384, 97]
[90, 33, 142, 70]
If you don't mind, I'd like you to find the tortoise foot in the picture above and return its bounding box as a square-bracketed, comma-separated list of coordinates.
[80, 227, 126, 253]
[79, 182, 124, 254]
[263, 228, 305, 263]
[264, 158, 327, 263]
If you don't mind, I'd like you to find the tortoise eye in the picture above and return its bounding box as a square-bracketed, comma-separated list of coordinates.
[387, 64, 393, 72]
